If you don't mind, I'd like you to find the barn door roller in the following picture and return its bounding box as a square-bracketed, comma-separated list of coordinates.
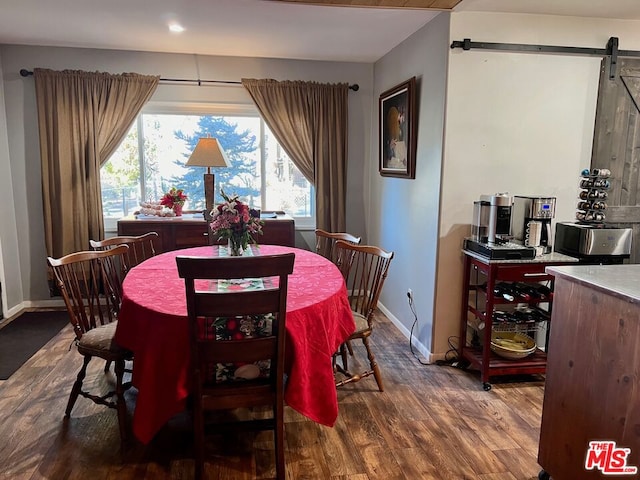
[450, 36, 637, 79]
[607, 37, 618, 79]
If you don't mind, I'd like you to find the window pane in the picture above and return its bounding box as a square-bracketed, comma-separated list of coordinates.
[140, 114, 261, 211]
[102, 110, 314, 231]
[140, 114, 201, 208]
[263, 127, 314, 216]
[101, 122, 141, 229]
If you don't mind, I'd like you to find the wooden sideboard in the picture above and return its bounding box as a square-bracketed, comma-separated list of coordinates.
[117, 212, 295, 253]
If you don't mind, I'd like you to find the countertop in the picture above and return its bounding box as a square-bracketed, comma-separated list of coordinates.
[463, 249, 579, 265]
[546, 264, 640, 304]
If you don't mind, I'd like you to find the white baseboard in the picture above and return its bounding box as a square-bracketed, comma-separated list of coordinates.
[23, 299, 66, 309]
[4, 304, 23, 319]
[377, 301, 439, 364]
[3, 299, 66, 320]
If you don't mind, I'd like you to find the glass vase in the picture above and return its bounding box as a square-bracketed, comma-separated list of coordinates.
[173, 204, 183, 216]
[227, 238, 243, 256]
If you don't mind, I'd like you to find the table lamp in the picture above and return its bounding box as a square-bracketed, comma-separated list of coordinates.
[185, 136, 231, 213]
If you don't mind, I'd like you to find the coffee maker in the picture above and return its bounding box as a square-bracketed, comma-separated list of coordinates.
[466, 193, 536, 259]
[511, 195, 556, 254]
[471, 193, 513, 244]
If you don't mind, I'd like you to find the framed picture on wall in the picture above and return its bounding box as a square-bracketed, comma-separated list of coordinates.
[379, 77, 417, 179]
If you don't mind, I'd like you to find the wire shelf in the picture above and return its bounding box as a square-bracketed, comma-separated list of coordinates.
[492, 321, 546, 333]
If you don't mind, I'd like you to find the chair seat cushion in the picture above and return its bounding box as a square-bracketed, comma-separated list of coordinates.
[352, 311, 370, 334]
[77, 322, 130, 359]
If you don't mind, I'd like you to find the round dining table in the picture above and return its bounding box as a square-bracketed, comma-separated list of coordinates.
[115, 244, 355, 444]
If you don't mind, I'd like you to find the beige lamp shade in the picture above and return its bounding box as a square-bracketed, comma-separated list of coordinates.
[185, 137, 231, 172]
[186, 137, 230, 214]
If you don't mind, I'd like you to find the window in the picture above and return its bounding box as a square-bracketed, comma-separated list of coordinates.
[101, 106, 314, 231]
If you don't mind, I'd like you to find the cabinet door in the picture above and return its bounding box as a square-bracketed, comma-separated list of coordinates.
[172, 224, 209, 249]
[538, 276, 640, 479]
[260, 220, 295, 247]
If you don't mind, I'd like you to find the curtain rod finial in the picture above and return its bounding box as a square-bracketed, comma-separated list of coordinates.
[20, 69, 33, 77]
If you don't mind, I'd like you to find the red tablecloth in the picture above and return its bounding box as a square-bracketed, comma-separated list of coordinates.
[116, 245, 355, 444]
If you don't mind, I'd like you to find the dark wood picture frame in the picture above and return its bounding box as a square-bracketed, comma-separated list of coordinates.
[379, 77, 417, 179]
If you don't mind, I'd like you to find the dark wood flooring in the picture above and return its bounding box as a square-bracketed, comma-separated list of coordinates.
[0, 311, 545, 479]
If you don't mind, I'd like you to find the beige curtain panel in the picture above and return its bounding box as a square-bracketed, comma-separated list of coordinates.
[34, 69, 159, 258]
[241, 78, 349, 232]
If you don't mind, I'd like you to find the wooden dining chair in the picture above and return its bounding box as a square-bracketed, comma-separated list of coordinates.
[90, 231, 158, 268]
[176, 253, 295, 480]
[315, 229, 361, 264]
[90, 232, 157, 373]
[315, 229, 362, 357]
[47, 245, 133, 444]
[333, 240, 394, 392]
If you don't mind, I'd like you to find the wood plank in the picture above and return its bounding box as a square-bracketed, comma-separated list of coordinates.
[265, 0, 461, 10]
[319, 418, 366, 475]
[492, 448, 541, 480]
[356, 445, 403, 480]
[477, 473, 519, 480]
[449, 396, 520, 451]
[0, 310, 547, 479]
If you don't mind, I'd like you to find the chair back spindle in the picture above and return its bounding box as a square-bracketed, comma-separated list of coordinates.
[176, 253, 295, 480]
[90, 232, 158, 269]
[334, 241, 393, 391]
[315, 229, 361, 264]
[48, 245, 129, 340]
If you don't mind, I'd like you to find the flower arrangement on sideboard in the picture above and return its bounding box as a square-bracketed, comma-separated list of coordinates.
[160, 187, 188, 215]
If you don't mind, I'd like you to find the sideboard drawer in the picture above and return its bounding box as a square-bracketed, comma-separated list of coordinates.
[494, 264, 553, 282]
[172, 224, 208, 249]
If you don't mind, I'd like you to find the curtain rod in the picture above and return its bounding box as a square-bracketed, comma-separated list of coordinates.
[19, 69, 359, 91]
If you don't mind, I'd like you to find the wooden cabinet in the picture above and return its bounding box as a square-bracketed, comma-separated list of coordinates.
[459, 250, 578, 390]
[537, 265, 640, 480]
[117, 212, 295, 253]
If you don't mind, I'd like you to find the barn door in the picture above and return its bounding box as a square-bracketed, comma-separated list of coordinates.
[591, 56, 640, 263]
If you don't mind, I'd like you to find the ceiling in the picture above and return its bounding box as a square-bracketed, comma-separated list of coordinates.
[1, 0, 640, 63]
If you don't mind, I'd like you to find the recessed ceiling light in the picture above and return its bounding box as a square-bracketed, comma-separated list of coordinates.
[169, 23, 185, 33]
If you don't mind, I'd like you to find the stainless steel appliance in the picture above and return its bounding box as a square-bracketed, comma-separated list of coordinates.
[472, 193, 513, 244]
[554, 222, 632, 264]
[468, 193, 535, 259]
[511, 196, 556, 255]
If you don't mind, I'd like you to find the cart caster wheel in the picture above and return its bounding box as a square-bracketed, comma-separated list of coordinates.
[538, 469, 550, 480]
[482, 382, 492, 391]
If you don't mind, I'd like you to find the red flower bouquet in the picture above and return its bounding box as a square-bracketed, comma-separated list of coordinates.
[160, 187, 188, 208]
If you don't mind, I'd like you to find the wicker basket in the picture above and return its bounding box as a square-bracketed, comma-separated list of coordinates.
[490, 331, 537, 360]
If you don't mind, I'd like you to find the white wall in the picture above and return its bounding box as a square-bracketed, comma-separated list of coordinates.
[371, 13, 450, 359]
[0, 45, 373, 308]
[434, 12, 640, 355]
[0, 51, 22, 319]
[6, 11, 640, 350]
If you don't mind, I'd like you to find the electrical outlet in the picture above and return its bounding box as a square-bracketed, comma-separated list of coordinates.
[407, 288, 413, 300]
